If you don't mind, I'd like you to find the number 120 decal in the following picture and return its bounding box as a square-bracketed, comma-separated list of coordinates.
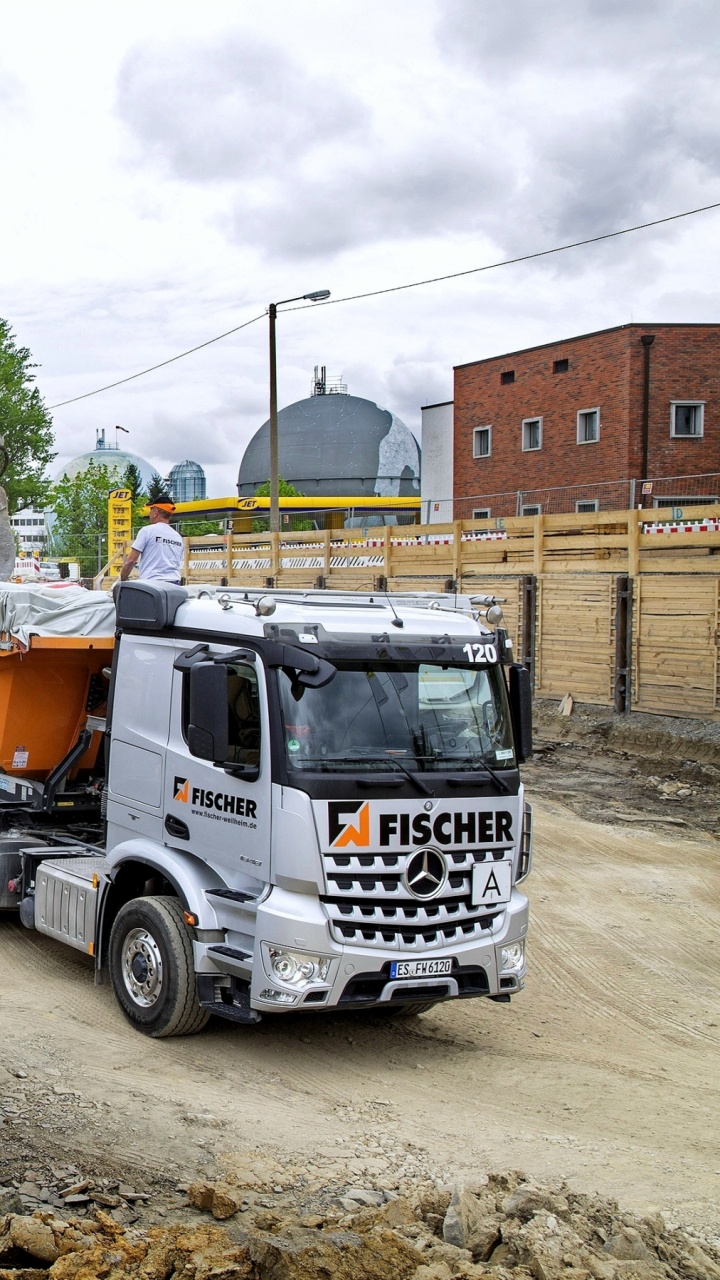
[462, 642, 498, 663]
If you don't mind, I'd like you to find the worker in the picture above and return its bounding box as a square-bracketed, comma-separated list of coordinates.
[120, 499, 184, 583]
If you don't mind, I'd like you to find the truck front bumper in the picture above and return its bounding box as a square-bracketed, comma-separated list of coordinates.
[249, 885, 529, 1012]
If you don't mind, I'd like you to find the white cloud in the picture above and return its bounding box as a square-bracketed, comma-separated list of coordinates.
[0, 0, 718, 503]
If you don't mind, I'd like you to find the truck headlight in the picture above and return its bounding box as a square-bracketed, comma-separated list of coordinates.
[498, 940, 525, 973]
[262, 944, 332, 989]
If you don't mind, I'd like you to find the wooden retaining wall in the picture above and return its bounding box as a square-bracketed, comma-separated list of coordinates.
[184, 506, 720, 720]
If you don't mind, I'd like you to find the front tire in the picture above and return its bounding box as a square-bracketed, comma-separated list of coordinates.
[109, 896, 209, 1038]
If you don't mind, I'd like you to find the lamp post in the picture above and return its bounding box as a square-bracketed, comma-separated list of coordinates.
[268, 290, 330, 535]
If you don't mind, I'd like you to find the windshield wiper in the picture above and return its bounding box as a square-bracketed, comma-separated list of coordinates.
[380, 755, 434, 797]
[295, 747, 435, 788]
[426, 754, 510, 794]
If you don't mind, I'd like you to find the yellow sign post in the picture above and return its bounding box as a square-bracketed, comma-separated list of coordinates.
[107, 489, 133, 579]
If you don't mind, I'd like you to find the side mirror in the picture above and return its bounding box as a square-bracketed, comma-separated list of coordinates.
[187, 662, 229, 764]
[508, 664, 533, 763]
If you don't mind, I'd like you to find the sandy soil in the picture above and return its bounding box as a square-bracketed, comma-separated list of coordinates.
[0, 724, 718, 1240]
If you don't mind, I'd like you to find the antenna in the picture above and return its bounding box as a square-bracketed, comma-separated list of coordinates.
[312, 365, 327, 396]
[385, 593, 404, 628]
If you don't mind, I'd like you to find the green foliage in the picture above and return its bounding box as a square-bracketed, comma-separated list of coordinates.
[177, 519, 223, 537]
[252, 477, 314, 532]
[253, 477, 305, 499]
[146, 471, 171, 504]
[0, 319, 56, 513]
[48, 459, 122, 576]
[120, 462, 143, 502]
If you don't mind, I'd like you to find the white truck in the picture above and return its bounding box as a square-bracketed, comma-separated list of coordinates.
[0, 581, 533, 1037]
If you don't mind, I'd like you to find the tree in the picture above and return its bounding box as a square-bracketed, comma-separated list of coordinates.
[251, 478, 313, 531]
[48, 460, 122, 576]
[120, 462, 143, 502]
[147, 472, 171, 504]
[0, 319, 56, 513]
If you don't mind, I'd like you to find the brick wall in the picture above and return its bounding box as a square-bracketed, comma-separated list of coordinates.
[453, 323, 720, 515]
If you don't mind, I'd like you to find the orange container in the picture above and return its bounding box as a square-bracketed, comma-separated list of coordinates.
[0, 636, 116, 780]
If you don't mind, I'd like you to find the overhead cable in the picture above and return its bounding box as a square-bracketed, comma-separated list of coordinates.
[49, 199, 720, 410]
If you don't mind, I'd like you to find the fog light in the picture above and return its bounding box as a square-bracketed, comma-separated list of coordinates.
[262, 944, 332, 990]
[259, 988, 297, 1005]
[499, 940, 525, 973]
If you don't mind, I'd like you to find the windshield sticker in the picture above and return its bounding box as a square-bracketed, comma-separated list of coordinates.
[287, 739, 301, 753]
[495, 748, 514, 760]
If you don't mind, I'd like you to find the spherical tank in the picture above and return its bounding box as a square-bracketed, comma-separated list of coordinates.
[237, 392, 421, 498]
[55, 447, 157, 490]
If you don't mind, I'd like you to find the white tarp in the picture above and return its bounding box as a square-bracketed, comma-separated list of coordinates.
[0, 584, 115, 646]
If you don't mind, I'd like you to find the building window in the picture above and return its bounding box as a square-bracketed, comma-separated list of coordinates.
[575, 499, 599, 513]
[522, 417, 542, 451]
[472, 508, 491, 520]
[577, 407, 600, 444]
[501, 370, 515, 385]
[522, 504, 542, 516]
[473, 426, 492, 458]
[670, 402, 704, 438]
[653, 494, 718, 508]
[553, 358, 569, 373]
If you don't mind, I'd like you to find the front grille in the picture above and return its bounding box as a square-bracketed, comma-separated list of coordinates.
[321, 846, 509, 949]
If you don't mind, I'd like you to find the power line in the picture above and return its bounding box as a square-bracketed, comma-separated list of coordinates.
[49, 311, 266, 409]
[49, 199, 720, 410]
[286, 199, 720, 311]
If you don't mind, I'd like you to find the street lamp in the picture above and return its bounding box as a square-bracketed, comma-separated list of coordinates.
[268, 290, 331, 535]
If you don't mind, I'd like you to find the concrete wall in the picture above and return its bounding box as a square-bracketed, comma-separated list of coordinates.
[420, 401, 453, 522]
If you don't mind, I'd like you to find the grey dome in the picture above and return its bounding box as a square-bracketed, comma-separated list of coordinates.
[237, 393, 421, 499]
[168, 460, 207, 503]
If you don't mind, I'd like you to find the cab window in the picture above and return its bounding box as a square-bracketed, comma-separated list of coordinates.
[226, 664, 261, 766]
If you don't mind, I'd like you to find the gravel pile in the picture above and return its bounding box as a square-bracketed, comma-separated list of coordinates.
[1, 1169, 719, 1280]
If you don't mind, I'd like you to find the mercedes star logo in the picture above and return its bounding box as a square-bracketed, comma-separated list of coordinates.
[404, 847, 447, 900]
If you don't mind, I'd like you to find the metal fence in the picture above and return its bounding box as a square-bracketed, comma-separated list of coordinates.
[426, 472, 720, 523]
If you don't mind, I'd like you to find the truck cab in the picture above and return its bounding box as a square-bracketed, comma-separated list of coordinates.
[96, 582, 532, 1035]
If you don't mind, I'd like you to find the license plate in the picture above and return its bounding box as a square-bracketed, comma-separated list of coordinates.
[390, 958, 453, 979]
[472, 859, 512, 907]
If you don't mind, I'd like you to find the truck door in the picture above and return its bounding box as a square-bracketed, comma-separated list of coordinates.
[164, 651, 272, 890]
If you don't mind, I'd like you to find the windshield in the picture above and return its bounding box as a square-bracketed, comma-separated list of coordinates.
[278, 662, 516, 773]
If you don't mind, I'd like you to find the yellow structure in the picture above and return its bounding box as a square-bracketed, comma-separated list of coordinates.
[170, 494, 420, 533]
[107, 489, 133, 579]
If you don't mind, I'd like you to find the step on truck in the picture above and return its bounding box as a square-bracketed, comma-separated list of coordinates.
[0, 581, 533, 1036]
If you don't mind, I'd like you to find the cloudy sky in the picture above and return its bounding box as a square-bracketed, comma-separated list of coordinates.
[2, 0, 719, 498]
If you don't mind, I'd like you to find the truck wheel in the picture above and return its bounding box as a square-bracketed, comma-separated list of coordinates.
[109, 896, 210, 1038]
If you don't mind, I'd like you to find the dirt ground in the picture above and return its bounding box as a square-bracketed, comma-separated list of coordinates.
[0, 703, 718, 1253]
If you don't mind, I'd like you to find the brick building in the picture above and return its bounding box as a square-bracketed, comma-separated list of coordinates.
[451, 323, 720, 518]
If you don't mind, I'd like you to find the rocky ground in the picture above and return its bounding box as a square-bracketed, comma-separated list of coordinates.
[2, 1167, 720, 1280]
[525, 702, 720, 836]
[0, 698, 718, 1279]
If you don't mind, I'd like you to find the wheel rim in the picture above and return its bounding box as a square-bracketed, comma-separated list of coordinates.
[121, 927, 164, 1007]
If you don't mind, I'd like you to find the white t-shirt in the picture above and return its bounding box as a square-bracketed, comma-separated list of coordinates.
[132, 522, 183, 582]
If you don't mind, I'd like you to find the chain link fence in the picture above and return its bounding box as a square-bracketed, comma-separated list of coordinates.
[428, 472, 720, 522]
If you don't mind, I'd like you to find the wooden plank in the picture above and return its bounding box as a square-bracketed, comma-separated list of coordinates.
[639, 531, 720, 549]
